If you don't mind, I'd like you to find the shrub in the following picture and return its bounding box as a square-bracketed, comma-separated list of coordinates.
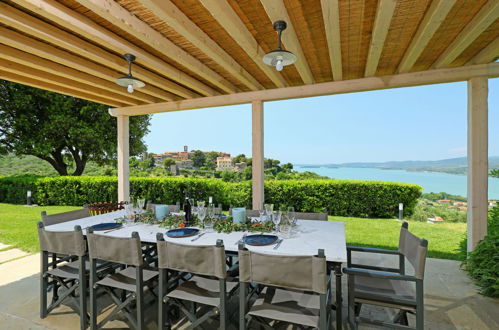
[461, 206, 499, 297]
[0, 176, 422, 218]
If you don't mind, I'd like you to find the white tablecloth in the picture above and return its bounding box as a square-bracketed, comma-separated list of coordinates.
[45, 210, 347, 263]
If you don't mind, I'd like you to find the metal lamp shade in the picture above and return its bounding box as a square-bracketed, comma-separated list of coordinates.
[262, 49, 297, 67]
[115, 75, 145, 88]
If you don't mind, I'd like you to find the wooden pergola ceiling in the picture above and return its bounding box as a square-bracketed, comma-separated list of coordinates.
[0, 0, 497, 108]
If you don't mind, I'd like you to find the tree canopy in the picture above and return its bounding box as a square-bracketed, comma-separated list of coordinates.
[0, 81, 150, 175]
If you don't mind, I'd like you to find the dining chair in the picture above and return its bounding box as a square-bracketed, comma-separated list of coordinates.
[343, 222, 428, 330]
[87, 230, 158, 330]
[87, 201, 127, 216]
[41, 207, 90, 226]
[156, 236, 238, 329]
[294, 211, 328, 221]
[238, 244, 331, 329]
[146, 202, 181, 213]
[38, 222, 89, 330]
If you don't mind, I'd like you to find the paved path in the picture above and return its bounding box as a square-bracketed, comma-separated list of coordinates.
[0, 243, 30, 264]
[0, 253, 498, 329]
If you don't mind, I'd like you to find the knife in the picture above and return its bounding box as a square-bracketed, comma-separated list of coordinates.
[191, 232, 206, 242]
[273, 239, 283, 250]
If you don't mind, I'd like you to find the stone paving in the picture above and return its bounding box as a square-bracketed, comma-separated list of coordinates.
[0, 253, 497, 329]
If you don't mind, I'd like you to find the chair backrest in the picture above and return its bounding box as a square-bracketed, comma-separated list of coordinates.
[37, 222, 86, 256]
[295, 212, 328, 221]
[87, 201, 126, 216]
[398, 222, 428, 279]
[146, 203, 180, 213]
[238, 247, 327, 294]
[156, 236, 227, 279]
[87, 231, 143, 267]
[41, 207, 90, 226]
[229, 209, 260, 217]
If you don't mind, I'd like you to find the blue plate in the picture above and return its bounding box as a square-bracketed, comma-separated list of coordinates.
[90, 223, 122, 231]
[166, 228, 200, 238]
[214, 214, 227, 219]
[243, 234, 278, 246]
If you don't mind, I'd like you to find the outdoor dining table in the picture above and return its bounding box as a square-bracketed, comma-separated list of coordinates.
[45, 210, 347, 329]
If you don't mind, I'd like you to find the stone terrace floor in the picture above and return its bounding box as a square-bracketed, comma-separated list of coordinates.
[0, 252, 498, 329]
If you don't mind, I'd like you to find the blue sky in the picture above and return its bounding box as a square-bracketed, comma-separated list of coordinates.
[145, 78, 498, 164]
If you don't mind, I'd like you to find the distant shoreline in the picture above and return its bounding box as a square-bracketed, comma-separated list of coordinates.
[296, 165, 467, 176]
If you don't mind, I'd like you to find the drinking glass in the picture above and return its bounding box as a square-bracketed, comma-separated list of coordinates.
[137, 198, 145, 212]
[259, 209, 266, 222]
[272, 210, 281, 234]
[264, 203, 274, 215]
[123, 204, 135, 225]
[287, 206, 297, 226]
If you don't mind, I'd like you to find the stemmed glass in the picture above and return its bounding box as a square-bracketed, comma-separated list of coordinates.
[137, 198, 145, 213]
[287, 206, 297, 232]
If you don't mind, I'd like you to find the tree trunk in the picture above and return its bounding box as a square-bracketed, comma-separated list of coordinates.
[68, 147, 87, 176]
[37, 152, 68, 176]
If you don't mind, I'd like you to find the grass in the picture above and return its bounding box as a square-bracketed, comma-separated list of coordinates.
[330, 216, 466, 260]
[0, 203, 79, 252]
[0, 203, 466, 259]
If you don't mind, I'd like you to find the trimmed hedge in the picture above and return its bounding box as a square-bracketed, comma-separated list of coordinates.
[0, 176, 421, 218]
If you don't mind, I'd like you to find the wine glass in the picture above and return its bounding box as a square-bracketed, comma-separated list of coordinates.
[137, 198, 145, 212]
[287, 206, 297, 225]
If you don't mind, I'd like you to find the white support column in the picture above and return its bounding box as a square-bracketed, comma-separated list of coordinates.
[252, 100, 264, 210]
[117, 115, 130, 202]
[467, 77, 488, 251]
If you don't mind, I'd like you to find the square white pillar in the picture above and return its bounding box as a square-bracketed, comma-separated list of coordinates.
[252, 100, 264, 210]
[467, 77, 488, 251]
[117, 115, 130, 202]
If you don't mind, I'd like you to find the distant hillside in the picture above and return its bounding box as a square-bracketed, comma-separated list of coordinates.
[0, 154, 114, 176]
[298, 157, 499, 175]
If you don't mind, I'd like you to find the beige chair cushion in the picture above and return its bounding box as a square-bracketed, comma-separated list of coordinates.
[248, 287, 320, 328]
[354, 276, 416, 310]
[42, 208, 90, 226]
[167, 275, 238, 307]
[46, 260, 107, 280]
[96, 267, 158, 292]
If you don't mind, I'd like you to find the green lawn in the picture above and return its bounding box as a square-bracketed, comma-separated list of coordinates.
[0, 203, 466, 259]
[330, 216, 466, 260]
[0, 203, 79, 252]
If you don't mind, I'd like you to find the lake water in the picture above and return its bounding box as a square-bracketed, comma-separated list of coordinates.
[294, 166, 499, 199]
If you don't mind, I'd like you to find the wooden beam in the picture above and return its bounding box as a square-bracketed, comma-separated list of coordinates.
[16, 0, 218, 96]
[0, 70, 126, 107]
[467, 76, 488, 251]
[117, 115, 130, 202]
[199, 0, 288, 88]
[320, 0, 342, 80]
[467, 37, 499, 65]
[0, 43, 141, 106]
[109, 62, 499, 116]
[0, 27, 154, 104]
[0, 2, 184, 101]
[398, 0, 456, 73]
[364, 0, 397, 77]
[252, 100, 264, 210]
[260, 0, 314, 84]
[0, 59, 134, 107]
[76, 0, 237, 94]
[136, 0, 262, 91]
[434, 0, 499, 68]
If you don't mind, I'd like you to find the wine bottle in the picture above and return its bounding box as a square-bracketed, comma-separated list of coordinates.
[184, 195, 192, 226]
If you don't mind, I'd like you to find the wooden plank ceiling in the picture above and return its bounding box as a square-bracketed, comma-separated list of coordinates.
[0, 0, 497, 108]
